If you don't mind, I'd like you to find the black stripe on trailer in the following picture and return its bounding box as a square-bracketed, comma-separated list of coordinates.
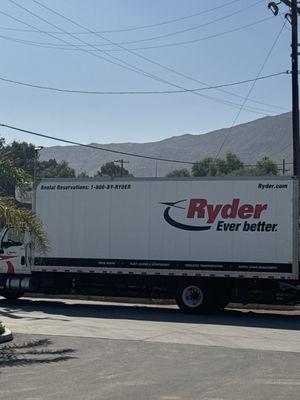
[34, 258, 293, 274]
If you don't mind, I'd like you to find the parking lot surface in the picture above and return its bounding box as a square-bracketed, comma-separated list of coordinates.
[0, 298, 299, 400]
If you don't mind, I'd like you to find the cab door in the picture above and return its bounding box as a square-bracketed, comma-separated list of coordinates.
[0, 227, 28, 274]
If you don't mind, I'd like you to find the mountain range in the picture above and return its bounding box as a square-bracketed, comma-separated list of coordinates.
[40, 111, 293, 177]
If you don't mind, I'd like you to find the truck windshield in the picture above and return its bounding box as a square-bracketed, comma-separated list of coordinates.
[1, 228, 22, 248]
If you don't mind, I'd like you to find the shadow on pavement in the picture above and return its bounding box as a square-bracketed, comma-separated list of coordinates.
[0, 337, 76, 368]
[0, 298, 299, 331]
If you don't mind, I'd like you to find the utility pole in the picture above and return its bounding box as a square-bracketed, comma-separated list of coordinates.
[291, 0, 300, 176]
[281, 158, 290, 175]
[33, 146, 43, 183]
[268, 0, 300, 176]
[114, 159, 129, 177]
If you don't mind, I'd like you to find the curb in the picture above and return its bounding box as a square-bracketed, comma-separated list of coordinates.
[0, 328, 13, 344]
[25, 293, 300, 311]
[227, 303, 300, 311]
[25, 293, 175, 305]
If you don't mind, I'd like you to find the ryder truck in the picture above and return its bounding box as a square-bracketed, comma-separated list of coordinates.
[0, 176, 299, 313]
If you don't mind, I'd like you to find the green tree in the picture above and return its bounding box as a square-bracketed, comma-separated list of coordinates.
[77, 171, 90, 178]
[0, 150, 47, 251]
[37, 159, 56, 175]
[192, 157, 216, 176]
[2, 140, 78, 180]
[166, 168, 190, 177]
[215, 158, 229, 176]
[4, 141, 36, 176]
[38, 159, 76, 178]
[192, 153, 245, 177]
[254, 157, 278, 176]
[0, 152, 31, 197]
[225, 153, 244, 173]
[94, 162, 131, 178]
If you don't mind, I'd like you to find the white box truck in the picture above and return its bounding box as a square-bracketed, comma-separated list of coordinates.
[0, 176, 299, 313]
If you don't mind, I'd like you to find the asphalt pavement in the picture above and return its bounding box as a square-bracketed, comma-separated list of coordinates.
[0, 297, 299, 400]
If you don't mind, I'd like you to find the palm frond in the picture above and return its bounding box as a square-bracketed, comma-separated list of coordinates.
[0, 196, 47, 252]
[0, 151, 31, 195]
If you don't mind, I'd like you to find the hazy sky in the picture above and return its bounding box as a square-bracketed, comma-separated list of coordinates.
[0, 0, 292, 147]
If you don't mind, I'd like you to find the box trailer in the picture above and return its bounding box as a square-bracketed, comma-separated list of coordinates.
[0, 176, 299, 313]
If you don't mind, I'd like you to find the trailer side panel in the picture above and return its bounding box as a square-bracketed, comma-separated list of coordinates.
[33, 177, 298, 279]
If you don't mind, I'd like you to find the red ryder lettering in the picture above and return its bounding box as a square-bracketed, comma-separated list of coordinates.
[187, 199, 268, 223]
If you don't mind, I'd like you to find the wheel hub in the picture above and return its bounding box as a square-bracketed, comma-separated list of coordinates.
[182, 285, 203, 308]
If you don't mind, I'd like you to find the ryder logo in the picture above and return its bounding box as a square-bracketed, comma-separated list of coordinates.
[161, 199, 277, 232]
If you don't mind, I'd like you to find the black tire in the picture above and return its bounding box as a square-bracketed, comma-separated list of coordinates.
[1, 292, 24, 301]
[175, 281, 227, 314]
[176, 281, 213, 314]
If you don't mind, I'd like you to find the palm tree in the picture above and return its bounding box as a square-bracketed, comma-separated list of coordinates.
[0, 151, 47, 251]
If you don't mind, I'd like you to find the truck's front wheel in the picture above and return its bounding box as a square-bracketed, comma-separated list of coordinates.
[176, 281, 220, 314]
[1, 292, 24, 301]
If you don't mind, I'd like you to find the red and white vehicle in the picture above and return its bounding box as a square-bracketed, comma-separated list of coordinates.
[0, 176, 299, 312]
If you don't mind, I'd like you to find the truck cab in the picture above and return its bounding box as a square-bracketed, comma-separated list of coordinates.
[0, 226, 30, 275]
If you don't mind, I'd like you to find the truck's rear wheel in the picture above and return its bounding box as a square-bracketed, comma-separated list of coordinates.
[1, 292, 24, 301]
[175, 281, 224, 314]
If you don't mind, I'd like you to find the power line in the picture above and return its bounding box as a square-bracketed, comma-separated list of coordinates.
[10, 1, 260, 114]
[0, 2, 292, 167]
[10, 0, 225, 100]
[9, 0, 289, 114]
[0, 4, 219, 96]
[0, 0, 244, 35]
[29, 0, 288, 114]
[0, 71, 287, 95]
[5, 2, 274, 115]
[27, 0, 284, 114]
[9, 1, 210, 92]
[0, 123, 195, 165]
[0, 17, 286, 112]
[0, 9, 164, 84]
[0, 122, 292, 168]
[91, 17, 281, 52]
[0, 16, 274, 52]
[30, 0, 265, 45]
[214, 22, 286, 158]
